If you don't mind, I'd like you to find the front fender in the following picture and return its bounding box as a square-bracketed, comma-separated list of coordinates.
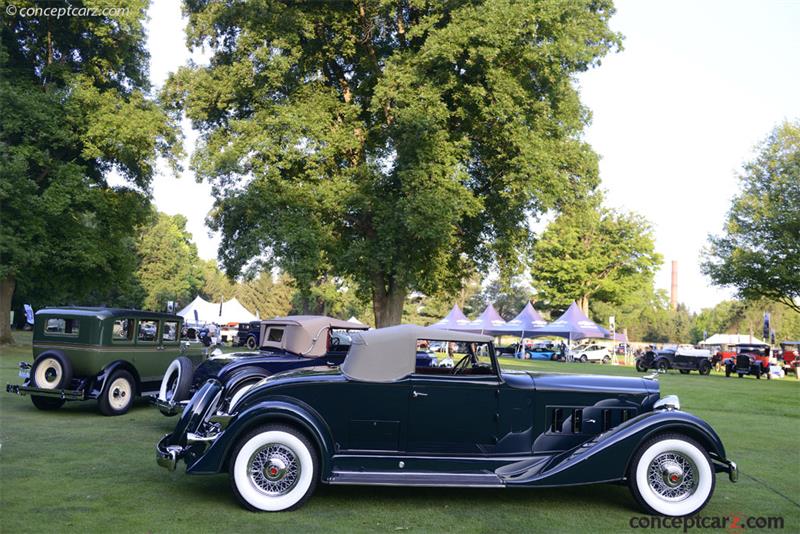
[503, 410, 728, 487]
[185, 397, 335, 478]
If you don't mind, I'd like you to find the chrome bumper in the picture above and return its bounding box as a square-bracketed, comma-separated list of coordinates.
[6, 383, 86, 400]
[727, 460, 739, 483]
[714, 457, 738, 483]
[156, 431, 221, 472]
[146, 395, 188, 416]
[156, 434, 185, 471]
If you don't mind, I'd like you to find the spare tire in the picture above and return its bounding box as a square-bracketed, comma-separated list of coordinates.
[158, 356, 194, 404]
[31, 353, 73, 390]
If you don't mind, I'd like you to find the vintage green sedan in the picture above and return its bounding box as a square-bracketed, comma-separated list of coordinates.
[157, 324, 737, 516]
[6, 307, 205, 415]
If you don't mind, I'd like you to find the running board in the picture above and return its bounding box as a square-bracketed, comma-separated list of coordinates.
[328, 470, 504, 487]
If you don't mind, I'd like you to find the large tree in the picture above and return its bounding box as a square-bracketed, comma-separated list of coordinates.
[237, 273, 295, 319]
[165, 0, 620, 326]
[135, 212, 205, 311]
[531, 196, 662, 314]
[0, 1, 178, 342]
[702, 120, 800, 313]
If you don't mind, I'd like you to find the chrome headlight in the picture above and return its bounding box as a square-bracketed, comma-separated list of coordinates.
[654, 394, 680, 411]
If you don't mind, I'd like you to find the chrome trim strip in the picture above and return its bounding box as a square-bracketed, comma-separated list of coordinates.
[332, 453, 533, 462]
[328, 471, 504, 488]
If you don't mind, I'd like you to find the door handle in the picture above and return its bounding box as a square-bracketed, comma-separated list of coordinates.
[412, 390, 428, 398]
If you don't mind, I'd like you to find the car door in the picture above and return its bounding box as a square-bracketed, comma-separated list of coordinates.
[342, 380, 410, 452]
[406, 371, 500, 455]
[134, 318, 163, 382]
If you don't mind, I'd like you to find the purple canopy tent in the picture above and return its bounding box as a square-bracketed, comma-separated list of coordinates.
[431, 304, 471, 330]
[497, 302, 546, 335]
[530, 302, 611, 343]
[461, 304, 507, 335]
[496, 302, 548, 358]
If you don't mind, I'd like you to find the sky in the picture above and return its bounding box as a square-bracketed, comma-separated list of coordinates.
[143, 0, 800, 312]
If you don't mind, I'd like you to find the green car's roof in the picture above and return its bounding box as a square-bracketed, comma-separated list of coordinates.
[35, 307, 180, 321]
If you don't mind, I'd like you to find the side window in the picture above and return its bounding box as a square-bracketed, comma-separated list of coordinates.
[111, 319, 134, 343]
[137, 320, 158, 342]
[163, 321, 179, 343]
[44, 317, 80, 336]
[413, 340, 495, 375]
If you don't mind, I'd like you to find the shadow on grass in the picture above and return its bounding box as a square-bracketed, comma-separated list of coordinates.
[173, 471, 640, 516]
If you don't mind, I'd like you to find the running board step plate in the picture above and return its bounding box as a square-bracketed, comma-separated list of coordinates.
[328, 471, 504, 487]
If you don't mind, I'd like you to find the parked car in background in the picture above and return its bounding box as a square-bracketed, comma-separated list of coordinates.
[237, 321, 263, 349]
[778, 341, 799, 373]
[724, 344, 771, 379]
[156, 324, 738, 517]
[710, 345, 736, 370]
[6, 308, 204, 415]
[571, 344, 611, 363]
[636, 345, 713, 375]
[527, 346, 558, 360]
[154, 316, 369, 415]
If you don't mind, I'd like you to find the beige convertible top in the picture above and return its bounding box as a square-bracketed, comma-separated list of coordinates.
[341, 324, 492, 382]
[260, 315, 369, 357]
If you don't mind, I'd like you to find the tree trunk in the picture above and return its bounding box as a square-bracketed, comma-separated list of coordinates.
[372, 272, 406, 328]
[578, 295, 590, 316]
[0, 276, 16, 345]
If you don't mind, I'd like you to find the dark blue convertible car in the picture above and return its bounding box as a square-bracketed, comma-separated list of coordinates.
[156, 325, 737, 516]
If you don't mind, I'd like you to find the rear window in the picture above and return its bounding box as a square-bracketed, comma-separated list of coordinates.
[44, 317, 80, 336]
[266, 327, 284, 343]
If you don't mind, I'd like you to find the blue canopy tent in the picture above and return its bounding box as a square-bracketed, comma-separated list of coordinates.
[530, 302, 611, 345]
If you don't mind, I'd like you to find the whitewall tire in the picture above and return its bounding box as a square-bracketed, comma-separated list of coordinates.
[98, 370, 135, 416]
[629, 434, 715, 517]
[230, 425, 318, 512]
[158, 357, 194, 404]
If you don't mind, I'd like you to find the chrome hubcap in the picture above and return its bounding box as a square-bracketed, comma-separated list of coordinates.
[648, 452, 698, 501]
[249, 444, 300, 496]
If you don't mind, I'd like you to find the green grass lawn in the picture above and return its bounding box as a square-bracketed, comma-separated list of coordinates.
[1, 331, 798, 533]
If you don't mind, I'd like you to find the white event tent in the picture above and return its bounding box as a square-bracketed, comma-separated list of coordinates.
[698, 333, 766, 346]
[177, 296, 258, 325]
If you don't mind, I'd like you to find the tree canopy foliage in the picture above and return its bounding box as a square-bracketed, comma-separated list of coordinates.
[0, 1, 179, 341]
[702, 120, 800, 313]
[135, 212, 204, 310]
[164, 0, 621, 326]
[531, 195, 662, 314]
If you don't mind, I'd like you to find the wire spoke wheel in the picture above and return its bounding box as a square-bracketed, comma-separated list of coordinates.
[647, 451, 698, 501]
[248, 443, 301, 497]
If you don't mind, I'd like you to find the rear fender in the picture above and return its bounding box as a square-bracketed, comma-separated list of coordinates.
[186, 397, 335, 478]
[503, 410, 727, 487]
[89, 360, 142, 398]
